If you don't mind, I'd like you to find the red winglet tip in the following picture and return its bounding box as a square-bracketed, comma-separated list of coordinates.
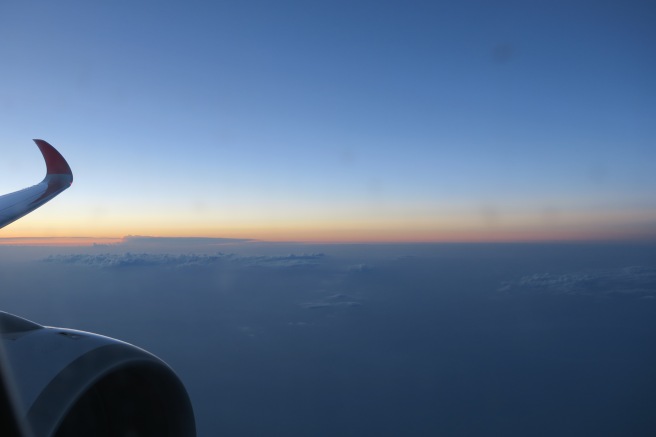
[33, 139, 73, 176]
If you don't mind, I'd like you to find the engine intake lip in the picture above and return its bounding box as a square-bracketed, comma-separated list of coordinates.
[27, 342, 195, 437]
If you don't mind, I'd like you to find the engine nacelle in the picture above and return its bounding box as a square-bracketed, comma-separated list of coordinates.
[0, 312, 195, 436]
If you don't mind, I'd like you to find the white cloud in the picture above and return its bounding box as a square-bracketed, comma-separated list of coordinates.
[301, 293, 362, 310]
[41, 252, 326, 269]
[499, 266, 656, 299]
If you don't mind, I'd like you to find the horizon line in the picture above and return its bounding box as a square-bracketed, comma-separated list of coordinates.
[1, 235, 654, 247]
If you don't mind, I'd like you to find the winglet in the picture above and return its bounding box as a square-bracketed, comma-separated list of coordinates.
[0, 140, 73, 229]
[33, 139, 73, 178]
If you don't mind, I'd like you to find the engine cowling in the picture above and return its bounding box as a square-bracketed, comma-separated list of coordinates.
[0, 311, 195, 436]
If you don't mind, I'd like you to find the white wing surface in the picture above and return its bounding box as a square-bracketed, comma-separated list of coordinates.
[0, 139, 73, 229]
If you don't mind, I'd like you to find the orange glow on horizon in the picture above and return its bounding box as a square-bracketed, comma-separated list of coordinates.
[0, 237, 123, 246]
[1, 226, 654, 246]
[2, 206, 655, 245]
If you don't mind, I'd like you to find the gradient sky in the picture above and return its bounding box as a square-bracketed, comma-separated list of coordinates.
[0, 1, 654, 242]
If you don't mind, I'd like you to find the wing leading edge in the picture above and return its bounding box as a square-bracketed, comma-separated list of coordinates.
[0, 140, 73, 229]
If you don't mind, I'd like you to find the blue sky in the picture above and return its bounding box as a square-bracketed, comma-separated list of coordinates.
[1, 1, 654, 241]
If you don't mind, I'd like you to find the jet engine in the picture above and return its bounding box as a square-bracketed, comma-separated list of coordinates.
[0, 311, 195, 436]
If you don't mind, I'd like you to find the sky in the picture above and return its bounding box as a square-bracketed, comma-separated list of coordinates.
[0, 1, 655, 242]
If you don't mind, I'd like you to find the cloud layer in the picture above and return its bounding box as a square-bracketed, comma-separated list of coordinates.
[499, 266, 656, 299]
[42, 252, 326, 268]
[3, 242, 656, 436]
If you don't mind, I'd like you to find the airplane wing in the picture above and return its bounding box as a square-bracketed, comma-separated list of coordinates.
[0, 139, 73, 229]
